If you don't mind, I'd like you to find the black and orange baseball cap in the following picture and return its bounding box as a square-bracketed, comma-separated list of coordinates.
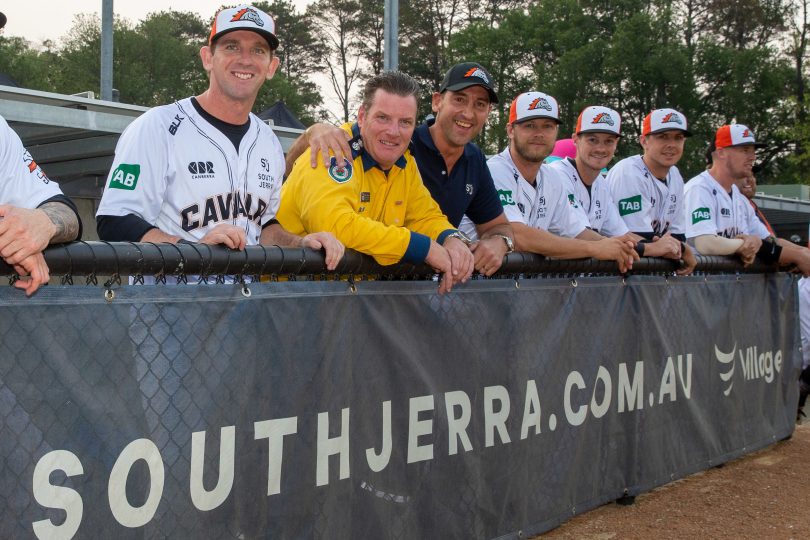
[439, 62, 499, 103]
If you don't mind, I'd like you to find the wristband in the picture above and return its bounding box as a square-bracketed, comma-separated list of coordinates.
[755, 237, 782, 265]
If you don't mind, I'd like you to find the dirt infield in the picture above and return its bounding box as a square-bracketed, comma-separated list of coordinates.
[537, 422, 810, 540]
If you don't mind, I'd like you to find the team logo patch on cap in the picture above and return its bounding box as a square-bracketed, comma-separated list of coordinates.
[592, 112, 615, 126]
[463, 67, 490, 83]
[661, 112, 683, 125]
[230, 7, 265, 26]
[328, 157, 353, 184]
[528, 97, 552, 111]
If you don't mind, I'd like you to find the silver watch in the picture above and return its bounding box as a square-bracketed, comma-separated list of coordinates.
[494, 234, 514, 254]
[446, 231, 473, 246]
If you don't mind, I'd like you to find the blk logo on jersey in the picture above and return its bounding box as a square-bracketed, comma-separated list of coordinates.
[109, 164, 140, 190]
[692, 207, 711, 224]
[181, 191, 268, 232]
[230, 7, 264, 26]
[188, 161, 215, 179]
[168, 114, 185, 135]
[618, 195, 642, 216]
[721, 208, 731, 216]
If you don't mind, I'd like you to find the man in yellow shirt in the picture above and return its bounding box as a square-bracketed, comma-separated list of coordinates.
[278, 71, 474, 293]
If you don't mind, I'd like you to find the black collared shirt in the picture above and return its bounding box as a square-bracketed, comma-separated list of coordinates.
[410, 119, 503, 228]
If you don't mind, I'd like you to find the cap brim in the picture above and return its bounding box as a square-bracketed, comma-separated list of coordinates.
[443, 82, 499, 104]
[647, 127, 693, 137]
[211, 27, 279, 50]
[513, 114, 561, 125]
[577, 128, 621, 137]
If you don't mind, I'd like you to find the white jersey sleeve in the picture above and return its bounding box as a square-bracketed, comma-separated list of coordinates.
[591, 176, 629, 237]
[487, 153, 528, 224]
[0, 115, 66, 208]
[95, 108, 172, 223]
[683, 174, 720, 238]
[605, 156, 653, 234]
[667, 167, 686, 236]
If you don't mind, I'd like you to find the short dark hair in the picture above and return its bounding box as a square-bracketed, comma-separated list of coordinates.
[361, 71, 420, 111]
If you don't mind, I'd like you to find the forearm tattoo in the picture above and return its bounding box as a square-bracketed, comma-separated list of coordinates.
[40, 202, 80, 243]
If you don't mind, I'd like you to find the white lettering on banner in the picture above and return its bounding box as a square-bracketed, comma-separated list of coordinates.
[108, 439, 164, 528]
[316, 408, 350, 486]
[407, 395, 434, 463]
[520, 380, 542, 440]
[254, 416, 298, 495]
[445, 391, 473, 455]
[32, 450, 84, 540]
[366, 400, 392, 471]
[190, 426, 235, 511]
[484, 385, 511, 447]
[618, 361, 644, 412]
[739, 346, 782, 383]
[29, 354, 708, 534]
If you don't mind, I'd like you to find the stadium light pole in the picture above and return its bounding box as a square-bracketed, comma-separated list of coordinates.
[100, 0, 114, 101]
[384, 0, 398, 71]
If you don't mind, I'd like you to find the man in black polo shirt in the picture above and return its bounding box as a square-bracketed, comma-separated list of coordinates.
[287, 63, 515, 276]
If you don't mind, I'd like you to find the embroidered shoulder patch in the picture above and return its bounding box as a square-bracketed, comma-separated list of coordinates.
[328, 157, 353, 183]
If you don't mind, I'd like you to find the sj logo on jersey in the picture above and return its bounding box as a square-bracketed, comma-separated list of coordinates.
[618, 195, 641, 216]
[109, 164, 140, 190]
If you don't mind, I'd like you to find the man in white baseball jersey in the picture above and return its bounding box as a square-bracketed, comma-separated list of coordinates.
[683, 124, 810, 272]
[546, 105, 693, 273]
[0, 114, 82, 295]
[96, 5, 343, 269]
[480, 91, 637, 271]
[605, 107, 697, 273]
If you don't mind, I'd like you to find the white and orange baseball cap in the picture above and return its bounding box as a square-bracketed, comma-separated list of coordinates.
[508, 91, 560, 124]
[641, 108, 692, 137]
[209, 5, 279, 50]
[712, 124, 765, 149]
[575, 106, 621, 136]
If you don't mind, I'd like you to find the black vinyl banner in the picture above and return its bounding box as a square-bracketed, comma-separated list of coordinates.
[0, 274, 799, 539]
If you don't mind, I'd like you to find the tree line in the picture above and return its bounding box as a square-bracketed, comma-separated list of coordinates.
[1, 0, 808, 183]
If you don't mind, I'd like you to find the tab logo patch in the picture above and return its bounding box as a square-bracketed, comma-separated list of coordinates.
[109, 164, 140, 190]
[498, 189, 515, 205]
[618, 195, 642, 216]
[692, 207, 711, 224]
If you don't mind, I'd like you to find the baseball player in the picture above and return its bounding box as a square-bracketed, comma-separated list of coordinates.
[604, 107, 697, 273]
[472, 91, 637, 271]
[683, 124, 810, 272]
[96, 4, 343, 270]
[278, 71, 474, 294]
[0, 114, 82, 294]
[546, 105, 689, 272]
[285, 62, 515, 277]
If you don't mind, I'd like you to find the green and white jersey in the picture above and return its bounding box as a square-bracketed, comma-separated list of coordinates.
[683, 171, 770, 242]
[605, 155, 685, 237]
[0, 115, 66, 207]
[483, 147, 588, 239]
[546, 158, 629, 237]
[96, 97, 284, 244]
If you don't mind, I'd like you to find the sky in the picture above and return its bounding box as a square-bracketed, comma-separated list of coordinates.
[1, 1, 312, 45]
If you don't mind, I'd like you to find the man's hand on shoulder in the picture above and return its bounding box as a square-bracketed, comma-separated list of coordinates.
[306, 123, 352, 169]
[443, 236, 474, 283]
[199, 224, 247, 250]
[302, 232, 345, 270]
[0, 205, 56, 265]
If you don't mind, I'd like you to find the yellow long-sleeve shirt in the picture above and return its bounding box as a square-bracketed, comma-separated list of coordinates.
[277, 123, 456, 265]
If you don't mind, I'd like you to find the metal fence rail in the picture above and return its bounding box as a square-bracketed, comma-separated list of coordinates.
[0, 241, 778, 280]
